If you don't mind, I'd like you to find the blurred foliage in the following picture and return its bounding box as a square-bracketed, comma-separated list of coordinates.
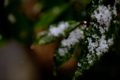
[32, 0, 120, 80]
[0, 0, 88, 46]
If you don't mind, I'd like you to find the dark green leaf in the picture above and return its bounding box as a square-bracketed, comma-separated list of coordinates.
[34, 3, 70, 30]
[54, 26, 85, 73]
[73, 0, 120, 80]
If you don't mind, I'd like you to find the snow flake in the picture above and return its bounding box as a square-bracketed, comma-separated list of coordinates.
[78, 62, 81, 67]
[58, 48, 68, 56]
[88, 60, 93, 64]
[92, 34, 99, 39]
[107, 37, 113, 46]
[99, 26, 105, 34]
[112, 5, 117, 16]
[81, 25, 86, 29]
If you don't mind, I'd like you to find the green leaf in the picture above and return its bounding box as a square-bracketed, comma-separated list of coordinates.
[34, 3, 70, 30]
[54, 26, 85, 73]
[73, 0, 120, 80]
[34, 21, 83, 45]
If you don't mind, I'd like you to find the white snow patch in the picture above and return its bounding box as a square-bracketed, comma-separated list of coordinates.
[87, 37, 98, 54]
[61, 27, 84, 49]
[96, 35, 108, 56]
[92, 34, 99, 39]
[99, 26, 105, 34]
[95, 35, 113, 56]
[113, 20, 117, 23]
[90, 22, 98, 29]
[37, 31, 47, 37]
[107, 37, 114, 46]
[91, 5, 112, 31]
[88, 60, 93, 64]
[87, 34, 113, 56]
[87, 54, 91, 60]
[78, 62, 81, 67]
[86, 28, 88, 31]
[49, 22, 69, 37]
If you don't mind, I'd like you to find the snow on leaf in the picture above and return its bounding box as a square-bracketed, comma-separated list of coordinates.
[73, 0, 120, 80]
[34, 21, 80, 45]
[54, 26, 85, 72]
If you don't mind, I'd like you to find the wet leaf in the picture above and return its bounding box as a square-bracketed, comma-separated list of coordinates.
[73, 0, 120, 80]
[54, 26, 85, 73]
[34, 21, 84, 45]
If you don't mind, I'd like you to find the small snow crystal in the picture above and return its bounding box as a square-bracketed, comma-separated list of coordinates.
[107, 37, 113, 46]
[78, 62, 81, 67]
[37, 31, 47, 38]
[81, 25, 86, 29]
[88, 60, 93, 64]
[99, 26, 105, 34]
[92, 34, 99, 39]
[87, 54, 91, 60]
[112, 5, 117, 16]
[58, 48, 68, 56]
[95, 35, 113, 56]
